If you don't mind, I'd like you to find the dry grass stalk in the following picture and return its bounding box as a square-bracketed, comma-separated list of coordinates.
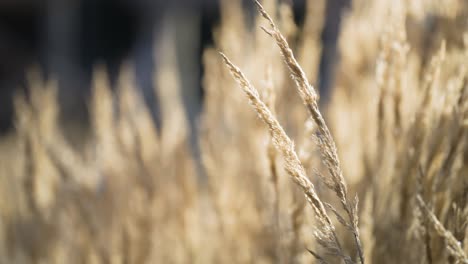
[219, 52, 330, 225]
[220, 51, 357, 262]
[254, 1, 364, 262]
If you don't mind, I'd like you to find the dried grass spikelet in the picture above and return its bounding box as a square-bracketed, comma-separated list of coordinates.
[220, 52, 352, 262]
[256, 0, 346, 203]
[253, 4, 294, 259]
[219, 52, 320, 214]
[253, 1, 364, 262]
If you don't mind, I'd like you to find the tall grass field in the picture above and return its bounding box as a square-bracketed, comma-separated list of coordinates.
[0, 0, 467, 263]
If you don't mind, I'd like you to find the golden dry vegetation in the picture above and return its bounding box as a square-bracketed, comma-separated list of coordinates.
[0, 0, 467, 263]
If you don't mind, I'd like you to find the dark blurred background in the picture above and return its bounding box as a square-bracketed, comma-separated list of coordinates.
[0, 0, 348, 133]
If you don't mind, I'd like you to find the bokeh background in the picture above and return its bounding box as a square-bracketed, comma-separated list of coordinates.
[0, 0, 348, 134]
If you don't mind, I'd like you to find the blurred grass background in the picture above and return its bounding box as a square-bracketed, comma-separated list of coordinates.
[0, 0, 466, 263]
[0, 0, 348, 134]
